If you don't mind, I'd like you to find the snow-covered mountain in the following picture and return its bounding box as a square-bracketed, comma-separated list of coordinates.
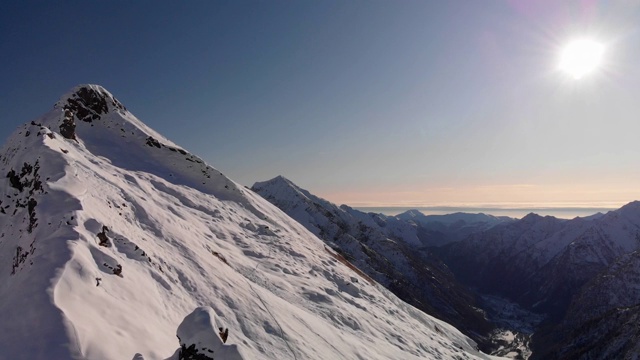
[0, 85, 500, 360]
[440, 205, 640, 316]
[395, 210, 514, 247]
[251, 176, 495, 350]
[533, 249, 640, 359]
[437, 204, 640, 358]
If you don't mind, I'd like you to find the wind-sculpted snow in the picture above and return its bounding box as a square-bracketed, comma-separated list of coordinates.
[164, 307, 243, 360]
[0, 85, 500, 360]
[252, 176, 496, 351]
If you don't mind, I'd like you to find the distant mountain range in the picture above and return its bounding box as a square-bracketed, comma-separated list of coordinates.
[252, 176, 514, 351]
[434, 203, 640, 359]
[254, 176, 640, 360]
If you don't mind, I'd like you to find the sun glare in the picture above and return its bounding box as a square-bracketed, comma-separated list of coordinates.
[559, 39, 605, 79]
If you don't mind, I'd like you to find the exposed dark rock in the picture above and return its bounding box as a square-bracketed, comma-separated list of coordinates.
[173, 307, 241, 359]
[11, 241, 35, 275]
[113, 264, 122, 276]
[11, 246, 26, 275]
[179, 344, 214, 360]
[211, 251, 228, 265]
[60, 109, 77, 140]
[6, 170, 22, 192]
[97, 225, 111, 247]
[145, 136, 162, 148]
[27, 198, 37, 233]
[60, 86, 127, 124]
[102, 262, 123, 277]
[218, 328, 228, 343]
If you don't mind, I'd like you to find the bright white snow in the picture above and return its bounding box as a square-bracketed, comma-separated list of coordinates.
[0, 85, 502, 360]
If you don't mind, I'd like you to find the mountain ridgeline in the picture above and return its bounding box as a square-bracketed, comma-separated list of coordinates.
[253, 176, 640, 359]
[0, 85, 498, 360]
[252, 176, 514, 351]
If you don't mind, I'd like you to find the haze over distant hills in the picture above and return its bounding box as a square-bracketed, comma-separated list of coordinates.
[354, 206, 615, 220]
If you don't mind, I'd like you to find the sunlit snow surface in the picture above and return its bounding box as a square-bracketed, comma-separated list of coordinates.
[0, 85, 502, 360]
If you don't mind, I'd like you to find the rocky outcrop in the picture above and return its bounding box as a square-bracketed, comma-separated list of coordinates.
[166, 307, 243, 360]
[58, 85, 126, 123]
[59, 109, 77, 140]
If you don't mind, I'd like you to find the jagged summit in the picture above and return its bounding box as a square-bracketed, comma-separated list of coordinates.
[53, 85, 127, 140]
[24, 85, 245, 201]
[55, 84, 127, 118]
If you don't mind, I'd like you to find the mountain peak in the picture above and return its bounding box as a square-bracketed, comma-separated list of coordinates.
[252, 175, 303, 194]
[397, 209, 424, 218]
[266, 175, 295, 186]
[55, 84, 127, 124]
[521, 212, 543, 222]
[617, 200, 640, 213]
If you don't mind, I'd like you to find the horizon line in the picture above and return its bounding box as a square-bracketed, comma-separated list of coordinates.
[348, 202, 626, 211]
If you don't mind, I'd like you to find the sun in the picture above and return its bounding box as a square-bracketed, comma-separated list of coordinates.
[559, 39, 605, 79]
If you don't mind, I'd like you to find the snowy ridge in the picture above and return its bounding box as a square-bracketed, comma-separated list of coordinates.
[252, 176, 496, 351]
[0, 85, 499, 360]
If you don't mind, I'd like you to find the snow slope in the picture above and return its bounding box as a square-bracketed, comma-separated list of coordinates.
[0, 85, 500, 360]
[252, 176, 496, 350]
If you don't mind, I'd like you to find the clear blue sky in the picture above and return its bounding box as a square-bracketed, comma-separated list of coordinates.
[2, 1, 640, 208]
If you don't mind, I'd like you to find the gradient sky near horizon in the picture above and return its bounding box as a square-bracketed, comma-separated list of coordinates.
[3, 1, 640, 209]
